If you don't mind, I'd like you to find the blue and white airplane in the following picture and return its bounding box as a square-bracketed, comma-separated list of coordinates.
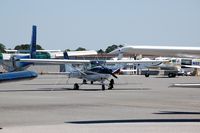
[19, 52, 164, 90]
[0, 25, 38, 82]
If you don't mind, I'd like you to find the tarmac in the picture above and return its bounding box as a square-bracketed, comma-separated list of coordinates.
[0, 74, 200, 133]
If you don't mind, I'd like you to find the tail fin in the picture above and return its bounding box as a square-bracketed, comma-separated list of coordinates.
[117, 49, 123, 60]
[63, 51, 69, 59]
[30, 25, 37, 58]
[60, 51, 69, 72]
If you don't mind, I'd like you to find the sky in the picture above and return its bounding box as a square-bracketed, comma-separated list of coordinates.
[0, 0, 200, 51]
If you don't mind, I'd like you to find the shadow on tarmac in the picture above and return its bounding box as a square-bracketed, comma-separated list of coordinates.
[170, 84, 200, 88]
[154, 111, 200, 115]
[23, 82, 143, 86]
[23, 83, 74, 85]
[0, 88, 74, 92]
[66, 118, 200, 124]
[0, 87, 151, 92]
[152, 76, 177, 78]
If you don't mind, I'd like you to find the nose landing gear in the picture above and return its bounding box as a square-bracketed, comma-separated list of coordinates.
[108, 79, 114, 90]
[73, 83, 79, 90]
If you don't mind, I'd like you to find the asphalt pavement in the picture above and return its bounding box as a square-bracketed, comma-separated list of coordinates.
[0, 74, 200, 133]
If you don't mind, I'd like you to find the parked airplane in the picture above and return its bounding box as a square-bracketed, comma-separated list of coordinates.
[171, 59, 200, 87]
[0, 25, 38, 82]
[19, 54, 166, 90]
[111, 46, 200, 77]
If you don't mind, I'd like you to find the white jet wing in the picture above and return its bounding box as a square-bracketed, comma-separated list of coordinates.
[183, 65, 200, 69]
[19, 59, 167, 64]
[110, 45, 200, 58]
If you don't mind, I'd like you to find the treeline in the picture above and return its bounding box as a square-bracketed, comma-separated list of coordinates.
[0, 43, 123, 53]
[0, 43, 44, 52]
[66, 44, 124, 53]
[14, 44, 43, 50]
[97, 44, 123, 54]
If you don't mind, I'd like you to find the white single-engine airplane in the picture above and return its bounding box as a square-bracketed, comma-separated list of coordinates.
[19, 56, 165, 90]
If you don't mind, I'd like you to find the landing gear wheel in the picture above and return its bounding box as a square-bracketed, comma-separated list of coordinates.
[108, 79, 114, 90]
[110, 79, 114, 84]
[168, 73, 176, 78]
[73, 83, 79, 90]
[102, 84, 105, 91]
[83, 79, 87, 84]
[145, 73, 149, 77]
[91, 81, 93, 84]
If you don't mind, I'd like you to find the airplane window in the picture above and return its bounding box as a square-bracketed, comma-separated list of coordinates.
[172, 59, 176, 64]
[181, 59, 192, 65]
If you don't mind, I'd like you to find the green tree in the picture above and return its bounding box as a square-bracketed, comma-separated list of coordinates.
[75, 47, 86, 51]
[0, 43, 6, 53]
[105, 44, 124, 53]
[65, 49, 71, 51]
[118, 44, 124, 48]
[97, 49, 105, 54]
[36, 45, 43, 50]
[105, 44, 118, 53]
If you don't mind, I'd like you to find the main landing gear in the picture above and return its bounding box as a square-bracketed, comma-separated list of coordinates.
[82, 79, 87, 84]
[102, 84, 105, 91]
[73, 83, 79, 90]
[73, 79, 115, 91]
[108, 79, 114, 90]
[102, 79, 114, 91]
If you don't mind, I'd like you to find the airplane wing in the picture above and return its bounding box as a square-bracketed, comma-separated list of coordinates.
[40, 72, 71, 75]
[19, 58, 167, 64]
[0, 70, 37, 82]
[183, 65, 200, 69]
[19, 59, 91, 64]
[105, 60, 167, 64]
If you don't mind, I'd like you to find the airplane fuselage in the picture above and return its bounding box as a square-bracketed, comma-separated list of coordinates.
[83, 71, 110, 82]
[111, 45, 200, 58]
[66, 65, 114, 82]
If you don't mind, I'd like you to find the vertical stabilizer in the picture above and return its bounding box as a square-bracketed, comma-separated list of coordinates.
[117, 49, 124, 60]
[30, 25, 37, 58]
[60, 51, 69, 72]
[63, 51, 69, 59]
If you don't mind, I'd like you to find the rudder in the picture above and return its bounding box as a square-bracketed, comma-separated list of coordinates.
[30, 25, 37, 58]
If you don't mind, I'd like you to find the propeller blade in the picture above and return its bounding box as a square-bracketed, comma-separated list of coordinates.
[111, 73, 118, 78]
[113, 68, 120, 74]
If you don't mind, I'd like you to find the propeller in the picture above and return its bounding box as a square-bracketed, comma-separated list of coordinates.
[105, 67, 118, 79]
[110, 68, 120, 79]
[110, 72, 118, 79]
[89, 60, 119, 79]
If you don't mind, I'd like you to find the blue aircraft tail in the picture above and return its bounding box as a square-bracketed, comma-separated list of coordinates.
[30, 25, 37, 58]
[63, 51, 69, 59]
[60, 51, 69, 72]
[1, 25, 37, 72]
